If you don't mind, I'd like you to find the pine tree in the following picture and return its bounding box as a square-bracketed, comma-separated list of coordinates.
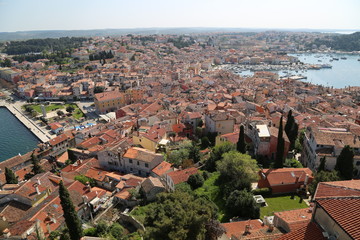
[318, 156, 326, 172]
[5, 167, 18, 184]
[285, 110, 299, 150]
[275, 116, 285, 168]
[31, 152, 44, 175]
[189, 141, 201, 163]
[335, 145, 354, 180]
[237, 125, 246, 154]
[59, 181, 83, 240]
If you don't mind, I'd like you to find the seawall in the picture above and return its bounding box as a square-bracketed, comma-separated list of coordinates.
[0, 102, 50, 143]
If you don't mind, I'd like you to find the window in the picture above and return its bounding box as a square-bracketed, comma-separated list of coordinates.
[145, 163, 149, 168]
[137, 161, 139, 166]
[138, 170, 141, 175]
[129, 159, 133, 163]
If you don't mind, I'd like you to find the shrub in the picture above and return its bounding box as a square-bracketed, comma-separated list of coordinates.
[252, 188, 272, 197]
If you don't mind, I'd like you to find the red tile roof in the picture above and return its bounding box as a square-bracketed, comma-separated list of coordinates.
[261, 168, 313, 186]
[151, 161, 172, 176]
[316, 197, 360, 240]
[48, 133, 69, 146]
[275, 222, 326, 240]
[221, 219, 283, 239]
[167, 167, 198, 185]
[274, 208, 312, 232]
[314, 180, 360, 199]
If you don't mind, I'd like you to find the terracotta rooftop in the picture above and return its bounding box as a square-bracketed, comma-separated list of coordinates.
[275, 222, 326, 240]
[261, 168, 313, 186]
[221, 219, 283, 239]
[274, 208, 312, 232]
[314, 180, 360, 199]
[151, 161, 172, 176]
[166, 167, 198, 185]
[94, 90, 124, 102]
[48, 133, 69, 146]
[316, 197, 360, 240]
[123, 147, 163, 163]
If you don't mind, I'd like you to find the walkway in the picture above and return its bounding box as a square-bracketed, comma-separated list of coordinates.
[0, 100, 51, 142]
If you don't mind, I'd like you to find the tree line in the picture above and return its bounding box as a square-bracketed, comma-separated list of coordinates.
[3, 37, 87, 55]
[89, 50, 114, 61]
[309, 32, 360, 51]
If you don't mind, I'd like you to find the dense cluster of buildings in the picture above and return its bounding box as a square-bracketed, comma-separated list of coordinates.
[0, 32, 360, 239]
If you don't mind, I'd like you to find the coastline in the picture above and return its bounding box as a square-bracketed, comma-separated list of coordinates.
[0, 102, 51, 143]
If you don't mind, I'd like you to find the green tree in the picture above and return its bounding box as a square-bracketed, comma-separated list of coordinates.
[217, 151, 258, 195]
[205, 219, 226, 240]
[237, 125, 246, 154]
[308, 170, 341, 195]
[30, 152, 44, 176]
[144, 191, 218, 240]
[200, 136, 211, 149]
[205, 141, 235, 172]
[189, 141, 201, 163]
[94, 86, 105, 94]
[74, 175, 95, 187]
[59, 181, 83, 240]
[57, 110, 65, 116]
[66, 106, 75, 113]
[225, 190, 260, 219]
[335, 145, 354, 180]
[167, 148, 189, 167]
[318, 156, 326, 172]
[274, 116, 285, 168]
[109, 223, 124, 239]
[187, 173, 204, 190]
[284, 158, 303, 168]
[285, 110, 299, 150]
[31, 110, 38, 118]
[5, 167, 18, 184]
[3, 58, 11, 67]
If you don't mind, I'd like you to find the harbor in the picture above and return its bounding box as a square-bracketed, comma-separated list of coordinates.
[0, 100, 51, 143]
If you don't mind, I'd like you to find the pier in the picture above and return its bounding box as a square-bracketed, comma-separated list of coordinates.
[0, 100, 51, 143]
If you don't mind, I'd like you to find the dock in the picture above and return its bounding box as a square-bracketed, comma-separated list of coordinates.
[0, 101, 51, 143]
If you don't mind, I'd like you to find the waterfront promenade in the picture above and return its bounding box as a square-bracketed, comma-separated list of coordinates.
[0, 100, 51, 142]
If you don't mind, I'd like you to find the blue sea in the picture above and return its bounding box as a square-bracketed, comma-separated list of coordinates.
[288, 53, 360, 88]
[0, 107, 39, 162]
[237, 53, 360, 88]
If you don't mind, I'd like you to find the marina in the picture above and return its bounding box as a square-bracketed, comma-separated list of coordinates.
[225, 53, 360, 88]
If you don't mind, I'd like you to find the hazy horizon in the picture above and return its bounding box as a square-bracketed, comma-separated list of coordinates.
[1, 0, 359, 32]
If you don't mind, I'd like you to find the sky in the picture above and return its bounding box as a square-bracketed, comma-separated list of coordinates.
[0, 0, 359, 32]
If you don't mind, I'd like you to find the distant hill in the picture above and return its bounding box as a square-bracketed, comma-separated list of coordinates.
[312, 31, 360, 51]
[0, 27, 358, 42]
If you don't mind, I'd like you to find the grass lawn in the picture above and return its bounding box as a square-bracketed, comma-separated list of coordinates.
[130, 204, 153, 224]
[194, 172, 229, 222]
[25, 103, 64, 113]
[260, 195, 308, 219]
[24, 103, 85, 120]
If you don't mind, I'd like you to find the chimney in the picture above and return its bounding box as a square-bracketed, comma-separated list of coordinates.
[37, 178, 41, 185]
[2, 228, 10, 238]
[34, 183, 41, 195]
[268, 224, 274, 232]
[46, 223, 51, 234]
[304, 174, 309, 186]
[82, 195, 89, 204]
[86, 182, 91, 192]
[295, 176, 299, 184]
[47, 213, 56, 223]
[244, 224, 251, 234]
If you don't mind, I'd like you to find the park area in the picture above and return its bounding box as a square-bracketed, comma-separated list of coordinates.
[23, 103, 85, 120]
